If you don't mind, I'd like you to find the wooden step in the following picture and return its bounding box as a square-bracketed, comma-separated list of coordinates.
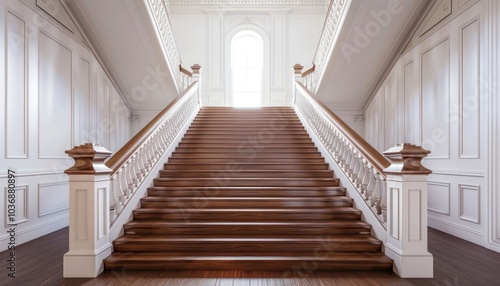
[140, 196, 353, 208]
[123, 221, 372, 236]
[112, 234, 382, 253]
[104, 252, 393, 271]
[147, 186, 347, 197]
[132, 207, 362, 221]
[153, 178, 340, 187]
[169, 152, 322, 159]
[163, 163, 329, 170]
[159, 169, 333, 178]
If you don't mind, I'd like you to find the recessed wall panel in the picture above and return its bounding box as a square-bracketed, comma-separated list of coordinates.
[421, 39, 450, 158]
[460, 20, 480, 158]
[459, 184, 480, 223]
[384, 74, 398, 150]
[78, 58, 91, 145]
[403, 60, 420, 144]
[428, 181, 450, 215]
[6, 12, 28, 158]
[38, 32, 72, 158]
[96, 72, 110, 149]
[38, 182, 69, 217]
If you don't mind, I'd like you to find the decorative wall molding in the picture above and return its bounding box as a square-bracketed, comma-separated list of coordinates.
[458, 184, 480, 224]
[427, 181, 451, 215]
[38, 182, 69, 217]
[4, 185, 29, 226]
[169, 1, 326, 6]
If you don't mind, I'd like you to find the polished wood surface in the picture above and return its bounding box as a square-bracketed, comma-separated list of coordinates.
[104, 107, 391, 271]
[3, 227, 500, 285]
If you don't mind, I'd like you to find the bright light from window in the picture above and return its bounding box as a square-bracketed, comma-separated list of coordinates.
[231, 30, 263, 107]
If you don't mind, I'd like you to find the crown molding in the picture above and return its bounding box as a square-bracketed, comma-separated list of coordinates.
[169, 1, 326, 6]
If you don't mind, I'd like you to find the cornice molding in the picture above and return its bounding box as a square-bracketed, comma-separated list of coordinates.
[169, 1, 326, 6]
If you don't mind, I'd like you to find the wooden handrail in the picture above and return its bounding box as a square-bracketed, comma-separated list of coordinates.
[180, 65, 193, 77]
[302, 65, 315, 78]
[105, 81, 199, 176]
[295, 82, 390, 175]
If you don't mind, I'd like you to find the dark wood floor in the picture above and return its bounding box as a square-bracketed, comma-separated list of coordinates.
[2, 227, 500, 286]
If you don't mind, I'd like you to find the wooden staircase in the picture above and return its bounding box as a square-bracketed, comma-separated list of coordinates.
[104, 107, 392, 271]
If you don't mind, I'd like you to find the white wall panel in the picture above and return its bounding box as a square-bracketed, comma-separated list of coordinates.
[428, 181, 450, 215]
[384, 74, 398, 150]
[421, 38, 450, 159]
[4, 185, 28, 225]
[38, 32, 72, 158]
[6, 12, 28, 158]
[459, 184, 480, 224]
[38, 182, 69, 217]
[77, 58, 91, 145]
[459, 19, 480, 158]
[403, 60, 420, 144]
[96, 71, 111, 149]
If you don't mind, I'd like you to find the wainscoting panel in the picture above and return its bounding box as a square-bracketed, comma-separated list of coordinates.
[96, 71, 111, 149]
[459, 19, 480, 159]
[38, 31, 73, 159]
[428, 181, 451, 215]
[459, 184, 480, 224]
[77, 57, 91, 145]
[403, 60, 420, 145]
[38, 182, 69, 217]
[384, 73, 398, 151]
[4, 185, 29, 226]
[421, 38, 450, 159]
[6, 11, 28, 159]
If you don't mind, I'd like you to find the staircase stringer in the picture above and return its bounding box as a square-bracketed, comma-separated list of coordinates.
[109, 105, 200, 242]
[294, 107, 387, 241]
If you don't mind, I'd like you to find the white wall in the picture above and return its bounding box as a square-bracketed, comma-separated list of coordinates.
[364, 0, 500, 252]
[0, 0, 131, 251]
[170, 7, 323, 106]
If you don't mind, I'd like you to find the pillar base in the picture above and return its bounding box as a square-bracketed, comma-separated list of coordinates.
[385, 244, 433, 278]
[63, 244, 112, 278]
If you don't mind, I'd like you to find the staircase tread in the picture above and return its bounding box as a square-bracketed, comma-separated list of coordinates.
[134, 207, 361, 213]
[115, 235, 379, 242]
[106, 252, 392, 261]
[125, 220, 369, 226]
[141, 197, 351, 201]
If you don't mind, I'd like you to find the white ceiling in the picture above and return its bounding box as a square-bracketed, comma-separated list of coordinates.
[315, 0, 428, 112]
[65, 0, 180, 114]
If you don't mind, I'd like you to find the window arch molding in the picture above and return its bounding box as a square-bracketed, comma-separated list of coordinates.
[224, 23, 270, 106]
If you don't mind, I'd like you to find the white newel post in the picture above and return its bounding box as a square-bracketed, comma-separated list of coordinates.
[63, 143, 113, 278]
[382, 143, 433, 278]
[191, 64, 202, 104]
[293, 64, 304, 105]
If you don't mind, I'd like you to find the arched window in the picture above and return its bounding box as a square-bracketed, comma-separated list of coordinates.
[230, 30, 264, 107]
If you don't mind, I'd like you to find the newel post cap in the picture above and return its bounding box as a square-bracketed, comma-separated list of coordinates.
[382, 143, 432, 175]
[293, 64, 304, 74]
[191, 64, 201, 74]
[64, 143, 113, 175]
